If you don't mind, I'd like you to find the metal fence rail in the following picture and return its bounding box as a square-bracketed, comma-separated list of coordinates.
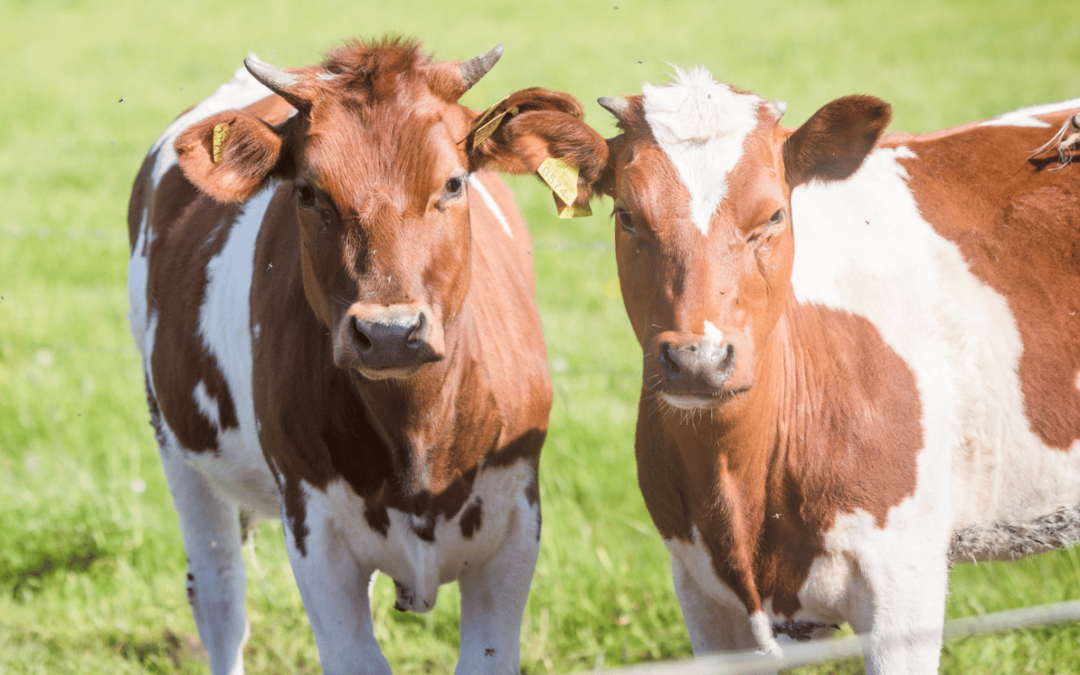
[598, 600, 1080, 674]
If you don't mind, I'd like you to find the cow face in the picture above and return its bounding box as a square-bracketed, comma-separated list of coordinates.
[603, 80, 793, 408]
[499, 67, 890, 411]
[173, 40, 535, 381]
[276, 52, 480, 381]
[602, 71, 890, 410]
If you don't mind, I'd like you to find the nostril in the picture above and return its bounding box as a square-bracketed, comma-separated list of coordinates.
[718, 343, 736, 370]
[658, 343, 681, 379]
[351, 317, 373, 352]
[406, 313, 426, 347]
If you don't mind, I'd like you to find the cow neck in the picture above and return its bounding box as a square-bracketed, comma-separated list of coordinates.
[668, 298, 872, 524]
[347, 296, 501, 500]
[657, 295, 922, 618]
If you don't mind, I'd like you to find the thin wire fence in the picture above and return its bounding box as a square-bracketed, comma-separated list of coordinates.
[2, 226, 629, 374]
[0, 226, 614, 250]
[597, 600, 1080, 674]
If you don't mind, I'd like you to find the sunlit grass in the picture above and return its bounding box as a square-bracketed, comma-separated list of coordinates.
[3, 0, 1079, 673]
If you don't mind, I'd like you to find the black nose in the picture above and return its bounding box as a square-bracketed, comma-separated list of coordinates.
[658, 340, 736, 392]
[349, 312, 434, 369]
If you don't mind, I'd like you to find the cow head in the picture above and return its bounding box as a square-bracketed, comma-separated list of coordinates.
[174, 39, 592, 381]
[508, 67, 890, 411]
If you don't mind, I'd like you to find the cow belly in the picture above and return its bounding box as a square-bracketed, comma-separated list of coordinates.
[293, 459, 539, 612]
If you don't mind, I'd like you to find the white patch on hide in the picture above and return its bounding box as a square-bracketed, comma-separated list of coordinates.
[127, 207, 153, 351]
[193, 381, 221, 428]
[749, 611, 782, 656]
[979, 97, 1080, 128]
[789, 142, 1080, 547]
[703, 320, 724, 350]
[190, 184, 279, 517]
[467, 173, 512, 238]
[664, 526, 745, 613]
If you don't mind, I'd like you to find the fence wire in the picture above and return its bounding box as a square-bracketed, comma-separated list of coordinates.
[4, 226, 629, 375]
[597, 600, 1080, 674]
[0, 227, 613, 251]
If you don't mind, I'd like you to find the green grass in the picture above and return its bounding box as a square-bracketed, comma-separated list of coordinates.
[2, 0, 1079, 672]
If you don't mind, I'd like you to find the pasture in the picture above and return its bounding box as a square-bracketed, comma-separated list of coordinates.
[2, 0, 1079, 672]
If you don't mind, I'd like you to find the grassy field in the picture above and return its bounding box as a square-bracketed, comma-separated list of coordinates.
[2, 0, 1079, 672]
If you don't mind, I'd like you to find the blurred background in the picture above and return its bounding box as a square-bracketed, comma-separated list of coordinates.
[2, 0, 1079, 672]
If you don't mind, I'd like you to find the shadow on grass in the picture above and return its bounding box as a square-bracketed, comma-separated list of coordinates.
[113, 628, 206, 671]
[5, 542, 104, 598]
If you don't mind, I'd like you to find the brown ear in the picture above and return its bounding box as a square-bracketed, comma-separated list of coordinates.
[175, 110, 286, 203]
[782, 95, 892, 189]
[468, 88, 612, 211]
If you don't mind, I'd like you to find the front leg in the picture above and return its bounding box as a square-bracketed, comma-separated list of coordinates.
[847, 545, 949, 675]
[455, 494, 541, 675]
[671, 554, 759, 654]
[282, 490, 391, 675]
[159, 446, 250, 675]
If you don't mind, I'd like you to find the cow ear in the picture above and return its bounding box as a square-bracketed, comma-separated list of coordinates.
[782, 95, 891, 189]
[467, 88, 612, 216]
[175, 110, 287, 203]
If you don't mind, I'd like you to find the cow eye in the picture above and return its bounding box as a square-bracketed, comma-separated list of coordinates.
[444, 175, 465, 199]
[616, 208, 636, 235]
[768, 209, 784, 227]
[295, 185, 317, 209]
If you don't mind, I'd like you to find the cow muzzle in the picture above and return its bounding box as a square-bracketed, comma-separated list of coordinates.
[334, 303, 445, 379]
[654, 330, 744, 409]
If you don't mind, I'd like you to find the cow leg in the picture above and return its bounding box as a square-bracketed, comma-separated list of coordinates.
[848, 551, 948, 675]
[455, 496, 541, 675]
[282, 501, 391, 675]
[160, 447, 249, 675]
[670, 555, 760, 654]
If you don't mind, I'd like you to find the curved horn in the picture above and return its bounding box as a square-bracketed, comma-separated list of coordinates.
[244, 55, 309, 111]
[597, 96, 630, 121]
[459, 44, 503, 92]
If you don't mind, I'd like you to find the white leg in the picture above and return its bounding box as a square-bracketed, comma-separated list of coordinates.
[283, 500, 390, 675]
[455, 497, 541, 675]
[671, 555, 758, 654]
[848, 552, 948, 675]
[161, 447, 249, 675]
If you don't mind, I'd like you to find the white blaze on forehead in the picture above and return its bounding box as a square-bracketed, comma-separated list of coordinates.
[979, 97, 1080, 128]
[643, 66, 763, 236]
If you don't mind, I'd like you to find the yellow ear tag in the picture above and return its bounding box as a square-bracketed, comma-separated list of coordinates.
[212, 123, 231, 163]
[537, 157, 592, 218]
[467, 95, 519, 152]
[471, 105, 519, 149]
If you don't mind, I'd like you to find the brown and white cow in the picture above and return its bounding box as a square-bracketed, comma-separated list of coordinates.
[505, 66, 1080, 673]
[126, 38, 588, 675]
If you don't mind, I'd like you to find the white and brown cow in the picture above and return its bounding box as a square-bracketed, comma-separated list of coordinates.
[505, 67, 1080, 673]
[127, 38, 589, 675]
